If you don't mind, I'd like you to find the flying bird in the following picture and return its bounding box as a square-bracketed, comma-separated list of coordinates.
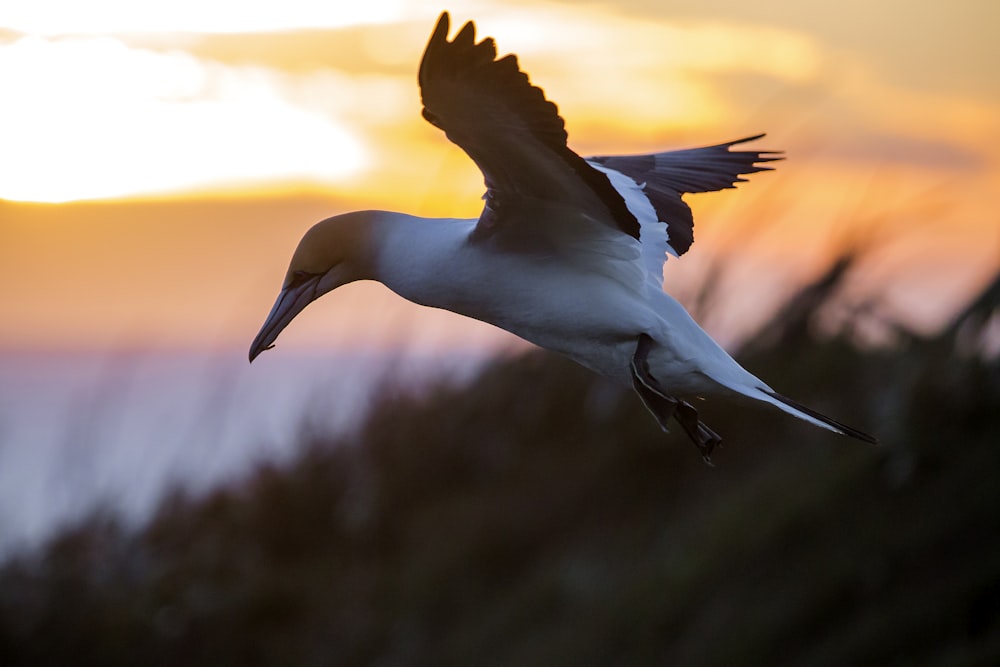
[250, 12, 877, 461]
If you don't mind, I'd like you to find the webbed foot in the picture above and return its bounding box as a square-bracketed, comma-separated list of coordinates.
[630, 334, 723, 463]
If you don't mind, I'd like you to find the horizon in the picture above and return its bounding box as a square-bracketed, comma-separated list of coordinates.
[1, 0, 998, 351]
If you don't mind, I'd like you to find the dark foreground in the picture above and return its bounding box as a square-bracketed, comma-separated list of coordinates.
[2, 266, 999, 666]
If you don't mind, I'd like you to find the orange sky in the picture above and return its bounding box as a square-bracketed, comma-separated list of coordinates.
[1, 0, 998, 352]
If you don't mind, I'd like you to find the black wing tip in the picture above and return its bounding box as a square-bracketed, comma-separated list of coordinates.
[418, 11, 568, 149]
[453, 17, 476, 46]
[723, 133, 785, 161]
[763, 389, 880, 445]
[418, 11, 639, 242]
[428, 12, 483, 50]
[420, 12, 498, 84]
[430, 11, 451, 45]
[729, 132, 767, 145]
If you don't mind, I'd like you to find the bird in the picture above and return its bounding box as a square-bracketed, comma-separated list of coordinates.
[249, 12, 877, 461]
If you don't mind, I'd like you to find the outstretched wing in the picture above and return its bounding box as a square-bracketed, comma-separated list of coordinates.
[589, 136, 783, 257]
[418, 12, 639, 246]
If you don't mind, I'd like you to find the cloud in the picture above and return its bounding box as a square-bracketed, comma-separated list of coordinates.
[1, 0, 411, 34]
[0, 36, 368, 202]
[822, 133, 986, 171]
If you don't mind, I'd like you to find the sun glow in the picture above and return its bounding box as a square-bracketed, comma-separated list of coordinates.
[0, 35, 368, 203]
[1, 0, 410, 35]
[0, 0, 997, 353]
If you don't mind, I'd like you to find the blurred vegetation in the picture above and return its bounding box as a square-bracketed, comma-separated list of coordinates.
[2, 257, 999, 666]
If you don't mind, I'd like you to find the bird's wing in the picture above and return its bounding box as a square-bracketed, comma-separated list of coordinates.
[419, 12, 640, 255]
[589, 136, 783, 258]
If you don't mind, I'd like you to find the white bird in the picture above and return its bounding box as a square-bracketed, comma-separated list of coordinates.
[250, 12, 877, 461]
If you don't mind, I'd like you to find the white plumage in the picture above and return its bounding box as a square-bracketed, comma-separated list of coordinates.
[250, 12, 877, 460]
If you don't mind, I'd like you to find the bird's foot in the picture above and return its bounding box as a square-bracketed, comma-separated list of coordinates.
[630, 335, 678, 432]
[630, 334, 723, 464]
[674, 400, 723, 465]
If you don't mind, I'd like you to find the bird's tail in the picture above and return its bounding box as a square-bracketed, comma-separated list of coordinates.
[750, 386, 878, 444]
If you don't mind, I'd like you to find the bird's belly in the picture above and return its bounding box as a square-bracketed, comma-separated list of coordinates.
[443, 271, 652, 385]
[394, 252, 718, 393]
[461, 283, 723, 395]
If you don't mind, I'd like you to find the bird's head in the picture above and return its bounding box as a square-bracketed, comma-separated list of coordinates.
[249, 211, 377, 362]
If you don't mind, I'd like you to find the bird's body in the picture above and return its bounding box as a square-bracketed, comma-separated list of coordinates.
[365, 211, 734, 393]
[250, 13, 877, 459]
[373, 212, 656, 384]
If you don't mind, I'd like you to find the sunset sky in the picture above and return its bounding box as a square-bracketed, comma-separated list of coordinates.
[2, 0, 998, 352]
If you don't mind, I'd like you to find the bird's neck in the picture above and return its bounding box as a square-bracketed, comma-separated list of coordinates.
[369, 211, 477, 304]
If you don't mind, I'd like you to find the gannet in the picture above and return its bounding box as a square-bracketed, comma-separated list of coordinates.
[250, 12, 877, 461]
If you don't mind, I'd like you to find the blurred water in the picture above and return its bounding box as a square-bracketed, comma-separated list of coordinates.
[0, 348, 485, 558]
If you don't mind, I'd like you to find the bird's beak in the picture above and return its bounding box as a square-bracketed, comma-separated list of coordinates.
[249, 274, 323, 362]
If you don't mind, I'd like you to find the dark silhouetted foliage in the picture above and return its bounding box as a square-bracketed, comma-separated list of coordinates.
[2, 263, 999, 666]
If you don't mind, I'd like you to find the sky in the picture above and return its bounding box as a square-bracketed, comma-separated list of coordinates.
[1, 0, 998, 352]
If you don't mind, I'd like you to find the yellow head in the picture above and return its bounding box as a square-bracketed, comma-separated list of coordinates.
[249, 211, 379, 361]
